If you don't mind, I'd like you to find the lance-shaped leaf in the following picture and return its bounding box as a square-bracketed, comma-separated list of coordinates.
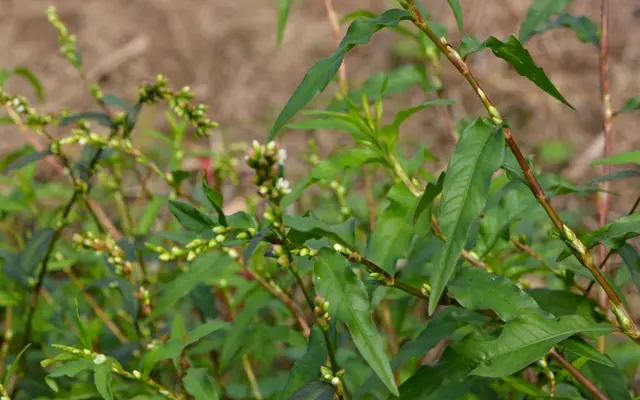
[518, 0, 571, 43]
[428, 119, 505, 314]
[557, 337, 614, 367]
[535, 13, 600, 46]
[447, 0, 464, 33]
[168, 200, 217, 233]
[280, 325, 329, 399]
[183, 367, 220, 400]
[277, 0, 294, 47]
[616, 96, 640, 115]
[591, 150, 640, 166]
[452, 314, 612, 378]
[313, 250, 398, 396]
[570, 356, 632, 400]
[447, 267, 549, 321]
[618, 244, 640, 292]
[269, 9, 411, 140]
[484, 36, 574, 109]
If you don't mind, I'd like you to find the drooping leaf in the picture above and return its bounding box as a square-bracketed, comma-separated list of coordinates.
[3, 149, 50, 173]
[313, 250, 398, 396]
[518, 0, 572, 43]
[168, 200, 216, 233]
[152, 252, 233, 317]
[616, 95, 640, 115]
[428, 120, 505, 314]
[183, 367, 220, 400]
[453, 314, 612, 377]
[269, 9, 411, 140]
[277, 0, 294, 47]
[557, 213, 640, 261]
[47, 359, 95, 379]
[568, 354, 632, 400]
[142, 321, 227, 376]
[59, 112, 113, 128]
[484, 36, 574, 109]
[591, 150, 640, 166]
[12, 67, 45, 100]
[447, 267, 549, 321]
[280, 325, 329, 399]
[447, 0, 464, 33]
[557, 337, 614, 367]
[93, 363, 113, 400]
[535, 13, 600, 46]
[618, 244, 640, 292]
[101, 94, 132, 110]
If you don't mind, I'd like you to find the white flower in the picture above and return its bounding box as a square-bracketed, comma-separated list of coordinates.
[275, 177, 291, 194]
[132, 370, 141, 379]
[93, 354, 107, 365]
[277, 148, 287, 166]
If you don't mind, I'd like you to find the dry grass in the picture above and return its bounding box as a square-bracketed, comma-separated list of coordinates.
[1, 0, 638, 210]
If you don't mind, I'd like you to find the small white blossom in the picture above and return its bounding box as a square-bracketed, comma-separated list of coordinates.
[159, 390, 170, 397]
[93, 354, 107, 364]
[132, 370, 141, 379]
[276, 177, 291, 194]
[277, 148, 287, 166]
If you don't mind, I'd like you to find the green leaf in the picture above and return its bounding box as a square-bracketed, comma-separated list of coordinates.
[21, 228, 55, 274]
[12, 67, 45, 100]
[269, 9, 411, 140]
[47, 358, 95, 379]
[453, 314, 612, 377]
[484, 36, 574, 109]
[447, 267, 549, 321]
[591, 150, 640, 166]
[280, 325, 329, 399]
[458, 35, 484, 59]
[526, 289, 600, 323]
[284, 215, 356, 249]
[3, 149, 50, 173]
[557, 337, 614, 367]
[74, 298, 93, 350]
[183, 368, 220, 400]
[618, 244, 640, 292]
[136, 196, 166, 235]
[168, 200, 216, 233]
[557, 213, 640, 261]
[381, 99, 454, 150]
[313, 250, 398, 396]
[59, 111, 113, 128]
[289, 381, 335, 399]
[93, 363, 113, 400]
[447, 0, 464, 33]
[277, 0, 294, 47]
[413, 171, 445, 224]
[586, 170, 640, 185]
[143, 320, 227, 376]
[535, 13, 600, 46]
[518, 0, 572, 43]
[569, 356, 632, 400]
[4, 343, 31, 385]
[101, 94, 132, 110]
[616, 95, 640, 115]
[202, 179, 227, 226]
[429, 120, 505, 314]
[501, 376, 549, 397]
[152, 252, 233, 317]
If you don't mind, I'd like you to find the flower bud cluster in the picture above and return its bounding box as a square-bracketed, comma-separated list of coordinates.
[320, 365, 345, 395]
[72, 232, 132, 277]
[47, 7, 81, 68]
[138, 75, 217, 137]
[146, 226, 239, 263]
[245, 140, 290, 201]
[289, 246, 319, 258]
[314, 296, 331, 330]
[138, 286, 151, 317]
[1, 90, 55, 129]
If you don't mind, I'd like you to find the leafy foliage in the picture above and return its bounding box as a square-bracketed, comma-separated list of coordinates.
[0, 2, 638, 400]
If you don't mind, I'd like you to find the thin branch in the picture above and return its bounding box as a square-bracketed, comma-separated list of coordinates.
[324, 0, 348, 94]
[403, 0, 639, 342]
[548, 348, 609, 400]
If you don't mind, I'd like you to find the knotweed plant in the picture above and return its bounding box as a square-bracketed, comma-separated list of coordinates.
[0, 1, 639, 400]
